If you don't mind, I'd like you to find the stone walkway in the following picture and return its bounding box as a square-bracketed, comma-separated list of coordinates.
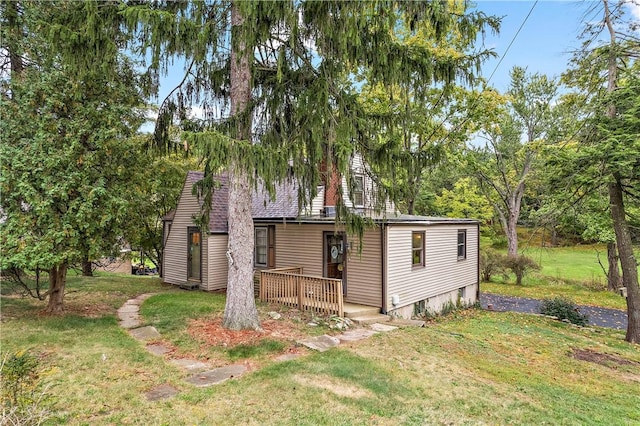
[117, 294, 415, 401]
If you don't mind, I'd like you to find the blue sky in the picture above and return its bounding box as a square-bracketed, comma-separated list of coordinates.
[472, 0, 640, 92]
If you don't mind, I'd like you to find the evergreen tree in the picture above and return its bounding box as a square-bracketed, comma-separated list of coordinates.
[124, 0, 499, 329]
[0, 1, 145, 312]
[561, 0, 640, 342]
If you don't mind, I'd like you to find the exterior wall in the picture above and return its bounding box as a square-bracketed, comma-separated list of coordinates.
[385, 224, 479, 317]
[390, 283, 479, 319]
[206, 234, 228, 291]
[306, 186, 325, 216]
[342, 154, 396, 213]
[272, 223, 383, 307]
[162, 182, 209, 288]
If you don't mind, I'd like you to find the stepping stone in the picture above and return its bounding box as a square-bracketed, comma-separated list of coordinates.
[184, 365, 247, 387]
[170, 359, 210, 371]
[369, 323, 398, 332]
[337, 329, 378, 342]
[129, 326, 161, 341]
[147, 343, 172, 356]
[119, 317, 141, 329]
[135, 293, 156, 302]
[117, 304, 139, 314]
[145, 383, 179, 401]
[297, 335, 340, 352]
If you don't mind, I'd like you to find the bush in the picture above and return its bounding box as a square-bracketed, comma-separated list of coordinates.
[539, 297, 589, 326]
[502, 255, 540, 285]
[480, 249, 508, 282]
[1, 350, 55, 425]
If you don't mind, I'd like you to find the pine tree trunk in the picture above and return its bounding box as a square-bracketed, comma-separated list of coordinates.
[606, 241, 621, 291]
[46, 262, 67, 314]
[222, 1, 260, 330]
[608, 180, 640, 343]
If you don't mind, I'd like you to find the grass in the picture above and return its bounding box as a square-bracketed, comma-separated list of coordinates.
[2, 273, 639, 425]
[482, 244, 633, 310]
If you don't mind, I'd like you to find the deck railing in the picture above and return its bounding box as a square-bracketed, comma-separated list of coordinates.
[260, 267, 344, 317]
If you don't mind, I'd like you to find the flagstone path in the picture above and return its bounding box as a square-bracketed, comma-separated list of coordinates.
[117, 294, 410, 401]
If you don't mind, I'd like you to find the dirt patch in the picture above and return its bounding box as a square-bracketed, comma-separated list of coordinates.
[570, 348, 640, 368]
[188, 315, 310, 348]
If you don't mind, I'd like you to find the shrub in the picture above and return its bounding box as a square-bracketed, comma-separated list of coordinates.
[539, 297, 589, 326]
[502, 255, 540, 285]
[480, 249, 508, 282]
[1, 350, 55, 425]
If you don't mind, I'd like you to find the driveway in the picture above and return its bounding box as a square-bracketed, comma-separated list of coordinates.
[480, 293, 628, 330]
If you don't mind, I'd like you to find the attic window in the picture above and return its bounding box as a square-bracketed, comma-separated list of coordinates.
[353, 175, 364, 207]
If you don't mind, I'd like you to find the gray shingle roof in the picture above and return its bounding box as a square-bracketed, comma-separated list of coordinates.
[182, 172, 299, 233]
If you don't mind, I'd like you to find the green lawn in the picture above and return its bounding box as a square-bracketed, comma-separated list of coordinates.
[2, 274, 639, 425]
[483, 244, 633, 310]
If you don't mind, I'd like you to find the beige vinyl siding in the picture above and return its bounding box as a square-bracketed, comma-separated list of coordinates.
[206, 234, 228, 291]
[385, 224, 478, 310]
[162, 181, 209, 288]
[273, 223, 382, 307]
[274, 223, 325, 276]
[343, 227, 382, 307]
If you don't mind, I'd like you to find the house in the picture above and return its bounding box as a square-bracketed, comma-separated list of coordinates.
[162, 158, 479, 319]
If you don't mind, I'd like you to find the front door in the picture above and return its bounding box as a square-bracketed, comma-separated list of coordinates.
[187, 227, 201, 282]
[324, 232, 346, 295]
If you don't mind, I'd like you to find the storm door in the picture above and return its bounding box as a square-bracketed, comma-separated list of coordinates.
[187, 227, 202, 282]
[324, 232, 346, 295]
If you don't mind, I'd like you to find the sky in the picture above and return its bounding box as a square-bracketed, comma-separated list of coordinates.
[471, 0, 640, 92]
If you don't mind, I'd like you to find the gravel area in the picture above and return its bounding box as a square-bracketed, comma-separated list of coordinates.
[480, 293, 628, 330]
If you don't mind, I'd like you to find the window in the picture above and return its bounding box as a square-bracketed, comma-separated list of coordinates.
[457, 230, 467, 260]
[255, 227, 268, 266]
[255, 226, 276, 267]
[353, 175, 364, 207]
[412, 232, 424, 267]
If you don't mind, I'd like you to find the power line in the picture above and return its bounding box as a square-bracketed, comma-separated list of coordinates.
[486, 0, 539, 85]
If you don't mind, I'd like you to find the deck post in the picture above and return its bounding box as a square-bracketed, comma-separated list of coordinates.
[297, 275, 303, 311]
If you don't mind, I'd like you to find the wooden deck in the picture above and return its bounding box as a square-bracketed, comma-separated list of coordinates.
[259, 267, 344, 317]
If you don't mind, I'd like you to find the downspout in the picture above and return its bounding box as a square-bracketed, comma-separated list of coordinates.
[381, 222, 388, 314]
[476, 222, 481, 302]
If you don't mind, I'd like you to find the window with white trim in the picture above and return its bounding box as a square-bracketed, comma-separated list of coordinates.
[353, 175, 364, 207]
[412, 232, 425, 267]
[457, 230, 467, 260]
